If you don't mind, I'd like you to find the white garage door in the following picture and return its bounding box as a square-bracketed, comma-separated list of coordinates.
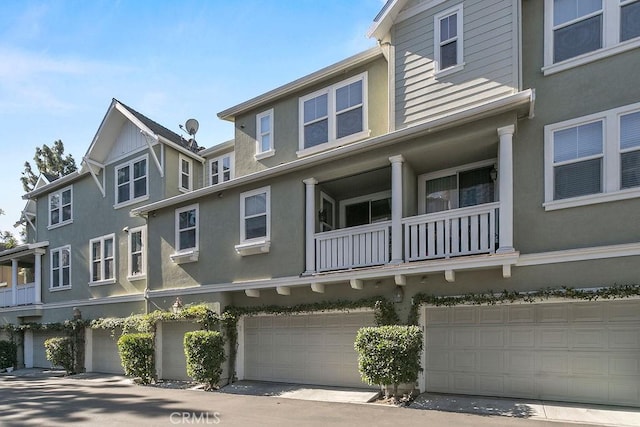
[425, 300, 640, 407]
[161, 321, 200, 381]
[244, 311, 375, 388]
[33, 332, 60, 368]
[92, 329, 124, 374]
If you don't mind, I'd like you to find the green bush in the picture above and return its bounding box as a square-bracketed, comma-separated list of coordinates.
[44, 337, 75, 374]
[117, 333, 155, 384]
[184, 330, 225, 390]
[354, 325, 423, 397]
[0, 340, 17, 369]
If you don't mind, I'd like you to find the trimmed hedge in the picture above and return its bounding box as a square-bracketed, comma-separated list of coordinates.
[354, 325, 423, 397]
[0, 340, 17, 369]
[44, 337, 75, 374]
[117, 333, 155, 384]
[184, 330, 225, 390]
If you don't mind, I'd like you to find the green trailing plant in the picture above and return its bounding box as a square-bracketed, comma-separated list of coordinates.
[117, 333, 155, 384]
[184, 330, 226, 390]
[0, 340, 17, 369]
[44, 337, 75, 374]
[354, 325, 423, 398]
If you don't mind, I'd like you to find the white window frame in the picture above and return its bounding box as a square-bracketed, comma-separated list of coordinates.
[255, 109, 275, 160]
[434, 4, 465, 77]
[236, 186, 271, 256]
[339, 190, 392, 228]
[297, 72, 369, 157]
[171, 204, 199, 264]
[114, 154, 149, 208]
[209, 153, 235, 186]
[179, 154, 193, 192]
[544, 102, 640, 210]
[48, 186, 73, 229]
[543, 0, 640, 75]
[50, 245, 71, 291]
[128, 225, 147, 280]
[319, 191, 336, 232]
[89, 234, 116, 286]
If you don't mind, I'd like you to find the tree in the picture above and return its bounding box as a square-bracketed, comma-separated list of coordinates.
[0, 209, 17, 249]
[21, 140, 77, 192]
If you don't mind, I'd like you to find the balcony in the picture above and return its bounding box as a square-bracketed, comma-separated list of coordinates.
[0, 283, 36, 308]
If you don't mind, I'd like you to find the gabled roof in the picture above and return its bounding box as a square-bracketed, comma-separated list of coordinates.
[367, 0, 408, 40]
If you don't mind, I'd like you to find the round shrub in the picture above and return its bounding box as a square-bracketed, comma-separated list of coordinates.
[0, 340, 17, 369]
[44, 337, 75, 374]
[184, 330, 225, 390]
[117, 332, 155, 384]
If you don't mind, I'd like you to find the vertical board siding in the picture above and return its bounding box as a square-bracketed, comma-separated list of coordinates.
[106, 121, 148, 163]
[394, 0, 518, 129]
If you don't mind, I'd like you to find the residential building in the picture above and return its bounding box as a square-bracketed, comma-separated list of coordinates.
[1, 0, 639, 408]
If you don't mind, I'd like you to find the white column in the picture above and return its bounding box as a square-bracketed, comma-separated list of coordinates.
[389, 155, 404, 264]
[303, 178, 318, 275]
[11, 259, 18, 306]
[34, 250, 43, 304]
[497, 125, 515, 253]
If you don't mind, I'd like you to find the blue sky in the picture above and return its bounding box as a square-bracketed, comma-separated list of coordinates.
[0, 0, 382, 236]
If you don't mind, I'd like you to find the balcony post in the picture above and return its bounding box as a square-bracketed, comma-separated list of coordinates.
[11, 259, 18, 306]
[389, 155, 405, 264]
[303, 178, 318, 275]
[34, 249, 44, 304]
[497, 125, 515, 253]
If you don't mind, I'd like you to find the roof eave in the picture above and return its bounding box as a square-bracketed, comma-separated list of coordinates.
[367, 0, 408, 40]
[23, 170, 85, 200]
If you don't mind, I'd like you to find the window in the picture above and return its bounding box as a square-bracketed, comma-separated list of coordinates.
[544, 0, 640, 72]
[115, 155, 148, 206]
[340, 191, 391, 228]
[128, 226, 146, 279]
[90, 234, 115, 285]
[48, 186, 72, 228]
[209, 153, 234, 185]
[240, 187, 270, 242]
[50, 246, 71, 290]
[544, 103, 640, 210]
[256, 109, 275, 159]
[179, 155, 192, 192]
[319, 192, 335, 232]
[434, 4, 464, 74]
[298, 73, 368, 155]
[176, 205, 198, 252]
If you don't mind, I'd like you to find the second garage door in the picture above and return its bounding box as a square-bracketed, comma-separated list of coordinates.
[244, 311, 375, 388]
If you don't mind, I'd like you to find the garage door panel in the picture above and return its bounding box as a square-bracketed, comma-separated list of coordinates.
[571, 353, 607, 375]
[571, 328, 606, 349]
[505, 376, 536, 397]
[571, 303, 605, 322]
[537, 375, 569, 400]
[608, 301, 640, 322]
[506, 351, 535, 373]
[610, 354, 640, 375]
[508, 305, 534, 323]
[427, 328, 449, 347]
[537, 328, 568, 348]
[453, 374, 476, 392]
[477, 375, 504, 394]
[478, 306, 505, 323]
[427, 350, 449, 370]
[609, 328, 640, 349]
[453, 307, 475, 324]
[452, 352, 475, 371]
[570, 377, 608, 402]
[477, 350, 504, 373]
[452, 329, 474, 346]
[479, 328, 504, 347]
[427, 307, 449, 324]
[610, 381, 640, 405]
[507, 328, 535, 347]
[539, 304, 568, 323]
[537, 352, 569, 373]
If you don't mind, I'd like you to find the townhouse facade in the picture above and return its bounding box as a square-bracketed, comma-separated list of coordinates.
[1, 0, 639, 407]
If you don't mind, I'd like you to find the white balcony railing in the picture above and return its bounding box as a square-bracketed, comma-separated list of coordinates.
[403, 202, 499, 262]
[315, 221, 391, 272]
[0, 282, 36, 308]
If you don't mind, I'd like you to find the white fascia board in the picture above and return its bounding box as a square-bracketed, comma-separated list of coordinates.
[516, 243, 640, 266]
[199, 139, 235, 157]
[367, 0, 409, 40]
[217, 47, 383, 121]
[22, 170, 84, 200]
[132, 89, 534, 217]
[0, 241, 49, 262]
[36, 293, 145, 310]
[157, 135, 205, 163]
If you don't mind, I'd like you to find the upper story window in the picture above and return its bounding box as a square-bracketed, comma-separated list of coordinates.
[90, 234, 115, 285]
[210, 153, 234, 185]
[340, 191, 391, 228]
[544, 0, 640, 74]
[256, 109, 275, 159]
[176, 204, 198, 252]
[544, 102, 640, 210]
[298, 73, 368, 156]
[50, 246, 71, 290]
[434, 4, 464, 76]
[115, 155, 148, 207]
[128, 226, 146, 280]
[240, 187, 270, 243]
[48, 186, 72, 229]
[179, 155, 193, 192]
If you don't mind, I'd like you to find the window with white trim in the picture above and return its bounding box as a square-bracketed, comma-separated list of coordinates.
[50, 246, 71, 290]
[544, 103, 640, 209]
[90, 234, 115, 284]
[545, 0, 640, 69]
[434, 4, 464, 74]
[179, 155, 192, 192]
[128, 226, 146, 279]
[240, 187, 270, 243]
[256, 109, 274, 159]
[48, 186, 72, 228]
[298, 73, 368, 154]
[176, 204, 198, 252]
[340, 191, 391, 228]
[209, 153, 234, 185]
[115, 155, 148, 206]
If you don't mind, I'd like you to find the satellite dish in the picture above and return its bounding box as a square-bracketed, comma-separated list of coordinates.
[185, 118, 199, 136]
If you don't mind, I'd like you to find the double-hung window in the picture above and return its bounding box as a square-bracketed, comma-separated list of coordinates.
[128, 226, 146, 279]
[236, 187, 271, 256]
[115, 155, 148, 206]
[176, 205, 198, 252]
[48, 186, 72, 228]
[90, 234, 115, 285]
[544, 0, 640, 73]
[50, 246, 71, 290]
[434, 4, 464, 75]
[209, 154, 234, 185]
[298, 73, 368, 155]
[179, 155, 192, 192]
[256, 109, 275, 159]
[544, 103, 640, 210]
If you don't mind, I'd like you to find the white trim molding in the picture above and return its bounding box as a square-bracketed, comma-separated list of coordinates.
[517, 242, 640, 266]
